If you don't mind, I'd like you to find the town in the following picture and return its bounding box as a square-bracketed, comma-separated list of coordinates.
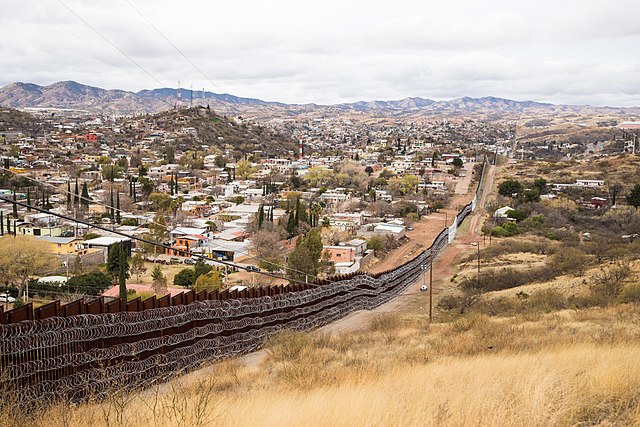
[0, 101, 636, 310]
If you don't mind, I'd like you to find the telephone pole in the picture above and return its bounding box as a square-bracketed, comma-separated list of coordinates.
[429, 249, 433, 322]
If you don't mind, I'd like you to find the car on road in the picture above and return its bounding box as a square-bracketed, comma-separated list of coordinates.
[0, 293, 16, 303]
[170, 257, 183, 265]
[183, 258, 197, 265]
[245, 265, 261, 272]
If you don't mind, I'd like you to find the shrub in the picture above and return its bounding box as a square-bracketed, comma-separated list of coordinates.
[367, 236, 386, 256]
[526, 289, 567, 312]
[548, 247, 591, 276]
[591, 261, 631, 299]
[619, 283, 640, 304]
[66, 271, 112, 295]
[506, 209, 527, 221]
[173, 268, 196, 287]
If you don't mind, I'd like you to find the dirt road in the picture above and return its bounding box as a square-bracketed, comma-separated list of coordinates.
[318, 164, 497, 335]
[243, 164, 497, 363]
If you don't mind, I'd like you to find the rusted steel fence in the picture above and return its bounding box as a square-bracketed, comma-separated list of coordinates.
[0, 158, 489, 408]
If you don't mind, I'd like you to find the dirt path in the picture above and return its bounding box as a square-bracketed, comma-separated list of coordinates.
[317, 164, 497, 335]
[244, 165, 498, 364]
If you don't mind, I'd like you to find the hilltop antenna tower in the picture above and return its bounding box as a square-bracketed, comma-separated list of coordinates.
[298, 135, 304, 159]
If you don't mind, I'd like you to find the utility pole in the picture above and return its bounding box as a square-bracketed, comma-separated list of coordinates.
[429, 248, 433, 322]
[476, 242, 480, 284]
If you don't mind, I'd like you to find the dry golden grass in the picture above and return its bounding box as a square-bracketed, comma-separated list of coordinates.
[29, 305, 640, 427]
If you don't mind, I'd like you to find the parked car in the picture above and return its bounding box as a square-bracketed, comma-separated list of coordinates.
[183, 258, 197, 265]
[170, 257, 183, 265]
[0, 293, 16, 303]
[245, 265, 261, 272]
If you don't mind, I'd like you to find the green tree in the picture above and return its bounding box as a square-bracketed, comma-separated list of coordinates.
[151, 265, 167, 295]
[626, 184, 640, 208]
[522, 188, 540, 203]
[452, 157, 463, 168]
[305, 228, 323, 269]
[66, 271, 112, 295]
[367, 236, 386, 255]
[533, 178, 547, 194]
[364, 166, 374, 176]
[498, 179, 523, 197]
[506, 209, 527, 221]
[235, 160, 256, 180]
[102, 165, 122, 182]
[106, 243, 130, 287]
[194, 258, 212, 278]
[148, 192, 172, 211]
[80, 182, 90, 209]
[286, 241, 316, 284]
[173, 268, 196, 287]
[164, 145, 175, 164]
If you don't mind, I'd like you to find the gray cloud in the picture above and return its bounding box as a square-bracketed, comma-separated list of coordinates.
[1, 0, 639, 106]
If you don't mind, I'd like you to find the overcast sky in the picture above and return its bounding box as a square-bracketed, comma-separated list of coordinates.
[1, 0, 639, 106]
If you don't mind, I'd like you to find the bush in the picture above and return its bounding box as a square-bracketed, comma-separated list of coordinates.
[460, 266, 557, 293]
[367, 236, 386, 256]
[619, 284, 640, 304]
[548, 247, 591, 276]
[506, 209, 527, 221]
[173, 268, 196, 287]
[66, 271, 112, 295]
[491, 221, 518, 237]
[591, 261, 631, 299]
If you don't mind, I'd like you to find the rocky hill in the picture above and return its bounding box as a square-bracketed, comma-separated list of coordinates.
[133, 107, 297, 156]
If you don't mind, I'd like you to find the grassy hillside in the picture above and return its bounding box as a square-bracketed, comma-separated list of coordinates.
[31, 304, 640, 427]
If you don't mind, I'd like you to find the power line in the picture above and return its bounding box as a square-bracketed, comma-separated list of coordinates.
[124, 0, 223, 93]
[0, 195, 318, 287]
[0, 167, 320, 282]
[55, 0, 165, 88]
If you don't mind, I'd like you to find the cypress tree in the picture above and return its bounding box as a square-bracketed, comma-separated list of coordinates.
[67, 180, 71, 209]
[74, 178, 79, 206]
[287, 211, 295, 235]
[0, 211, 4, 235]
[41, 191, 45, 209]
[26, 187, 31, 212]
[46, 195, 51, 210]
[81, 182, 90, 209]
[116, 192, 121, 224]
[258, 204, 264, 229]
[270, 206, 274, 222]
[110, 188, 115, 221]
[6, 216, 10, 235]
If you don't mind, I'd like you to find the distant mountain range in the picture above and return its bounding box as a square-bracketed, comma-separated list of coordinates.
[0, 80, 636, 116]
